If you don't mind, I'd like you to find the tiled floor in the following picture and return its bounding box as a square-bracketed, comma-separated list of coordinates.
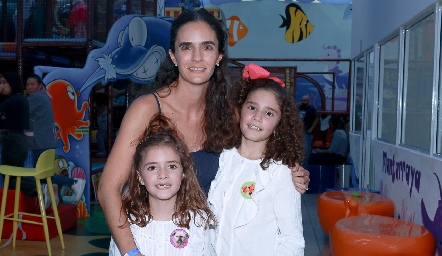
[0, 192, 329, 255]
[0, 202, 111, 256]
[302, 193, 331, 256]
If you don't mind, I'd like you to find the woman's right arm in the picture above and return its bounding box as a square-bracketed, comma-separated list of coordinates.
[97, 95, 157, 256]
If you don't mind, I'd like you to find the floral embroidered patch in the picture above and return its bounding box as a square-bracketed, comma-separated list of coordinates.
[240, 181, 256, 199]
[170, 228, 189, 248]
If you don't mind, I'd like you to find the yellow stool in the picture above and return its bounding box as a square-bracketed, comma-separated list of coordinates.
[0, 149, 64, 256]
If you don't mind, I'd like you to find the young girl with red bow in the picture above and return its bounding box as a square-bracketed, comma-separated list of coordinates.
[208, 63, 305, 255]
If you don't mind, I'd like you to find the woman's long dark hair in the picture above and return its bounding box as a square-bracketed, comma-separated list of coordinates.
[147, 9, 238, 153]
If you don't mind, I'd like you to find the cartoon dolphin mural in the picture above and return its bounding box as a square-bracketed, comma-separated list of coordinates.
[80, 15, 172, 92]
[421, 172, 442, 255]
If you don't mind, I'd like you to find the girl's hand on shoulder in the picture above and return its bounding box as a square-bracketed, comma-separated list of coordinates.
[291, 163, 310, 194]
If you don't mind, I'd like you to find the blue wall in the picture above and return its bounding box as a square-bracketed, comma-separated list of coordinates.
[351, 0, 436, 57]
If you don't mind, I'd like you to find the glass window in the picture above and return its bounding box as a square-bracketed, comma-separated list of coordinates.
[378, 37, 399, 143]
[402, 13, 434, 151]
[353, 57, 364, 134]
[366, 51, 375, 132]
[439, 28, 442, 155]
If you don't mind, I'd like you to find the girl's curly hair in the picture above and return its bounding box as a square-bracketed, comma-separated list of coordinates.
[233, 78, 305, 170]
[144, 8, 238, 153]
[120, 114, 216, 229]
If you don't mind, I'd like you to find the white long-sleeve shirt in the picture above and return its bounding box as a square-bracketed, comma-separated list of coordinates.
[208, 148, 304, 256]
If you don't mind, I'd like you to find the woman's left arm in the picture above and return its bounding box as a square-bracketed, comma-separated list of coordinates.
[275, 167, 305, 255]
[291, 163, 310, 194]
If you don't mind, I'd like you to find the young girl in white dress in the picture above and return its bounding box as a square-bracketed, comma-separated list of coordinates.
[208, 63, 305, 255]
[109, 115, 216, 256]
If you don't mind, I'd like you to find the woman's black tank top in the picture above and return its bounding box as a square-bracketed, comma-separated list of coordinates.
[150, 93, 220, 196]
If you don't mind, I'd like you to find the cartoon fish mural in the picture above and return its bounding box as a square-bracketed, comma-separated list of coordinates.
[54, 155, 69, 175]
[322, 44, 343, 82]
[343, 3, 352, 20]
[47, 79, 89, 153]
[279, 3, 314, 44]
[226, 16, 248, 47]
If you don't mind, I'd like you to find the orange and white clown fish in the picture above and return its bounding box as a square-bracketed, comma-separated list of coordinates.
[226, 16, 248, 47]
[279, 3, 314, 44]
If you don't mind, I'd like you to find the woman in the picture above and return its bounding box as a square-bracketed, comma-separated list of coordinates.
[0, 71, 29, 167]
[309, 115, 348, 165]
[98, 9, 310, 256]
[25, 74, 77, 202]
[25, 74, 58, 167]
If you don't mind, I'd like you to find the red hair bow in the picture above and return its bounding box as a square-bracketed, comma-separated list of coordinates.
[242, 63, 285, 88]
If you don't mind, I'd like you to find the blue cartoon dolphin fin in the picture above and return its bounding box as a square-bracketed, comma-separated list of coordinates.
[80, 16, 170, 92]
[80, 67, 106, 92]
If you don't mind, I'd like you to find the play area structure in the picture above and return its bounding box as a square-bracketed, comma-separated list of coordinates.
[0, 0, 159, 74]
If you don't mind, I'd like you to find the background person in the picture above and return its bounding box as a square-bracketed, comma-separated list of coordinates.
[319, 113, 331, 146]
[0, 71, 29, 167]
[25, 74, 77, 206]
[309, 115, 348, 165]
[25, 74, 57, 166]
[298, 95, 319, 167]
[0, 72, 31, 196]
[68, 0, 87, 38]
[93, 92, 108, 158]
[13, 0, 35, 41]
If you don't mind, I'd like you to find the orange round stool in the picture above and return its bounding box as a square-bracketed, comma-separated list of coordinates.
[317, 190, 394, 235]
[329, 215, 436, 256]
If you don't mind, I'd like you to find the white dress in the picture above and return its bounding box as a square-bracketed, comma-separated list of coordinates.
[109, 215, 214, 256]
[208, 148, 304, 256]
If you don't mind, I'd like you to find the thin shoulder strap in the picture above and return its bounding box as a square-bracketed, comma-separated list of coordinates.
[150, 92, 161, 116]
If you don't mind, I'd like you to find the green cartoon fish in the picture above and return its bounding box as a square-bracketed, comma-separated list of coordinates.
[279, 3, 314, 44]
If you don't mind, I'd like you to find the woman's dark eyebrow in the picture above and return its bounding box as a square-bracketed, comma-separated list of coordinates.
[178, 42, 191, 47]
[202, 40, 216, 45]
[178, 41, 216, 47]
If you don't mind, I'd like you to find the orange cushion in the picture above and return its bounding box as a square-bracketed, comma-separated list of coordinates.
[330, 215, 436, 255]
